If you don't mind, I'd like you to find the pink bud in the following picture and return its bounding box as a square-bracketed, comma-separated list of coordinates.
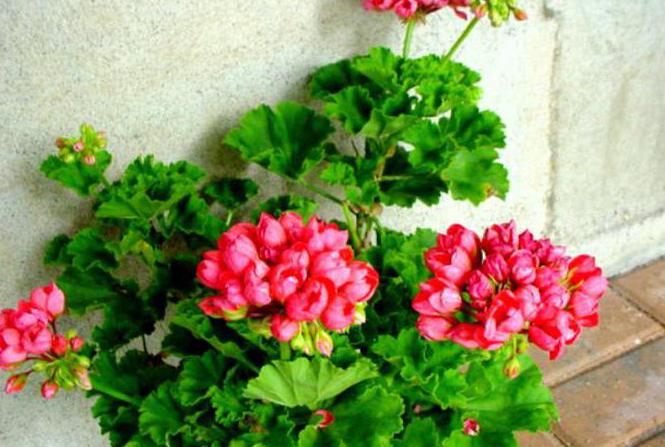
[75, 368, 92, 391]
[55, 138, 66, 149]
[72, 141, 84, 152]
[270, 315, 300, 342]
[30, 283, 65, 320]
[503, 357, 521, 379]
[5, 373, 29, 394]
[41, 380, 59, 400]
[315, 331, 334, 357]
[314, 409, 335, 429]
[463, 418, 480, 436]
[69, 336, 84, 352]
[51, 334, 69, 356]
[513, 8, 528, 21]
[83, 154, 96, 165]
[257, 213, 288, 249]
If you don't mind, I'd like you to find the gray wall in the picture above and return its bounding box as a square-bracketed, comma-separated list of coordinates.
[0, 1, 664, 445]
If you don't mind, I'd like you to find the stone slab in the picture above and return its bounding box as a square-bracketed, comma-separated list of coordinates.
[615, 259, 665, 325]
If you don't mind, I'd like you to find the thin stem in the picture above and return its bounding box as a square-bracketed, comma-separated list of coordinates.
[298, 181, 344, 205]
[91, 381, 142, 407]
[402, 19, 417, 58]
[141, 335, 148, 353]
[379, 175, 412, 182]
[342, 202, 362, 252]
[279, 343, 291, 361]
[225, 210, 235, 227]
[444, 17, 480, 61]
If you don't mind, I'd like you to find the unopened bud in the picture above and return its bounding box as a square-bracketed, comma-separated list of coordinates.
[315, 331, 333, 357]
[513, 8, 528, 21]
[41, 380, 59, 400]
[69, 336, 85, 352]
[72, 141, 84, 152]
[314, 409, 335, 429]
[353, 304, 366, 325]
[74, 368, 92, 391]
[503, 357, 521, 379]
[463, 418, 480, 436]
[83, 154, 96, 166]
[55, 138, 66, 149]
[247, 317, 273, 338]
[62, 153, 76, 164]
[51, 334, 69, 356]
[5, 373, 29, 394]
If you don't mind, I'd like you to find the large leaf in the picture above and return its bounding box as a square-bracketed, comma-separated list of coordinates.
[297, 385, 404, 447]
[41, 151, 112, 197]
[139, 381, 184, 444]
[244, 357, 377, 410]
[178, 350, 228, 406]
[224, 102, 334, 179]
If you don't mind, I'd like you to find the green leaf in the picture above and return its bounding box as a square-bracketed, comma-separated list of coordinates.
[66, 228, 118, 272]
[139, 381, 184, 444]
[96, 156, 204, 220]
[444, 430, 517, 447]
[252, 195, 319, 222]
[323, 86, 374, 133]
[458, 355, 558, 433]
[43, 234, 72, 266]
[244, 357, 377, 410]
[297, 385, 404, 447]
[40, 151, 112, 197]
[224, 102, 334, 179]
[209, 383, 245, 427]
[441, 148, 509, 205]
[56, 267, 120, 314]
[157, 194, 224, 242]
[351, 47, 401, 92]
[394, 418, 441, 447]
[320, 162, 356, 186]
[178, 351, 227, 406]
[203, 178, 259, 210]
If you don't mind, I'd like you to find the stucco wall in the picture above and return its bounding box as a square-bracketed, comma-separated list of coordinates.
[0, 1, 663, 445]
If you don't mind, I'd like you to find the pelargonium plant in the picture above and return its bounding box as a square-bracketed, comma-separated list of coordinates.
[3, 2, 608, 446]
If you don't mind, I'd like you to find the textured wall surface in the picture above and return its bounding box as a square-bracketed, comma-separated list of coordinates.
[0, 1, 663, 445]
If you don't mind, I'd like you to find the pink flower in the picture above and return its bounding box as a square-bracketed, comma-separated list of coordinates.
[568, 291, 600, 327]
[270, 315, 300, 342]
[529, 306, 580, 360]
[514, 285, 541, 320]
[424, 246, 473, 286]
[285, 278, 333, 322]
[481, 253, 509, 282]
[482, 220, 518, 257]
[508, 249, 537, 285]
[467, 270, 493, 307]
[339, 261, 379, 304]
[21, 323, 52, 355]
[463, 418, 480, 436]
[30, 283, 65, 320]
[363, 0, 396, 11]
[321, 295, 355, 330]
[51, 334, 69, 356]
[315, 409, 335, 429]
[197, 212, 379, 355]
[5, 373, 28, 394]
[41, 380, 59, 400]
[416, 315, 453, 341]
[394, 0, 418, 17]
[540, 283, 569, 309]
[412, 278, 462, 316]
[480, 290, 524, 343]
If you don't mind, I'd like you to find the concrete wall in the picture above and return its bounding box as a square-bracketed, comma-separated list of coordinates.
[0, 1, 663, 445]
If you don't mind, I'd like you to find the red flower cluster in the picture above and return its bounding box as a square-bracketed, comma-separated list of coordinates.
[197, 212, 379, 356]
[413, 221, 607, 360]
[363, 0, 475, 20]
[1, 284, 90, 399]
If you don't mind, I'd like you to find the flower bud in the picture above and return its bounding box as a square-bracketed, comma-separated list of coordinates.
[247, 317, 273, 338]
[353, 304, 366, 325]
[503, 357, 521, 379]
[41, 380, 59, 400]
[75, 368, 92, 391]
[52, 334, 69, 356]
[69, 336, 84, 352]
[315, 330, 333, 357]
[83, 154, 96, 166]
[62, 153, 76, 164]
[5, 373, 29, 394]
[55, 138, 66, 149]
[463, 418, 480, 436]
[72, 141, 84, 152]
[513, 8, 528, 21]
[31, 360, 50, 372]
[314, 409, 335, 429]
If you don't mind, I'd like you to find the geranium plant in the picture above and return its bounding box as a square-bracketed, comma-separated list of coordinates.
[1, 2, 608, 446]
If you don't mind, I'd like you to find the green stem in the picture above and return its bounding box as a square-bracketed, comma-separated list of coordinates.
[279, 343, 291, 361]
[444, 17, 480, 61]
[342, 202, 362, 252]
[379, 175, 412, 182]
[100, 175, 111, 189]
[91, 381, 142, 407]
[141, 335, 148, 353]
[402, 19, 417, 58]
[298, 181, 344, 205]
[225, 210, 235, 227]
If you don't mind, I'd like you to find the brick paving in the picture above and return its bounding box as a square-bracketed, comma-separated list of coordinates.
[518, 258, 665, 447]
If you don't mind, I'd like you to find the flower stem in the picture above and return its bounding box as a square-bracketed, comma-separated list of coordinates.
[91, 381, 142, 407]
[298, 181, 344, 205]
[279, 343, 291, 361]
[444, 16, 480, 61]
[342, 202, 362, 252]
[402, 19, 417, 58]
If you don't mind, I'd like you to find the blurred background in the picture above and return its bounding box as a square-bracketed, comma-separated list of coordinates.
[1, 1, 664, 445]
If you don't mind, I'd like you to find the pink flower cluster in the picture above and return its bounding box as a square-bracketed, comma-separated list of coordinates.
[197, 212, 379, 356]
[1, 284, 89, 399]
[413, 221, 608, 360]
[363, 0, 474, 20]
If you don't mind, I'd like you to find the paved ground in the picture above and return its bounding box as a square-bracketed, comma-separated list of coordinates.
[517, 258, 665, 447]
